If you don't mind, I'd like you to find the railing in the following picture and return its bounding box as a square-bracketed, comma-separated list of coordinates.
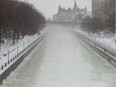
[0, 34, 44, 73]
[74, 31, 116, 67]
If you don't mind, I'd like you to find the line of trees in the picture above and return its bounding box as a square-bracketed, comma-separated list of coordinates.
[81, 16, 105, 34]
[81, 0, 115, 36]
[0, 0, 46, 46]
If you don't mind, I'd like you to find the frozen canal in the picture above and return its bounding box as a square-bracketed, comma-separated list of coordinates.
[1, 25, 116, 87]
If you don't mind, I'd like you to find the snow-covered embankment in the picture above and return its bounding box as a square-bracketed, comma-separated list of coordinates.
[0, 29, 47, 84]
[74, 28, 116, 67]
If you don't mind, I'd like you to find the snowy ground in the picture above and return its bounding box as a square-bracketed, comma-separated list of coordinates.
[1, 25, 116, 87]
[74, 26, 116, 57]
[0, 25, 48, 75]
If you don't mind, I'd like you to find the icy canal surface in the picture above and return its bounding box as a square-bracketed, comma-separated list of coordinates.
[1, 25, 116, 87]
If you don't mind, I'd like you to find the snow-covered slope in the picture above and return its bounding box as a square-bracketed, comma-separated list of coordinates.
[0, 27, 48, 75]
[74, 26, 116, 59]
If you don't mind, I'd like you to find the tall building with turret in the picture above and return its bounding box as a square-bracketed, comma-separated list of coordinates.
[53, 1, 87, 22]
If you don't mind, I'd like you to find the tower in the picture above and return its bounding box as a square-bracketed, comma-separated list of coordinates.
[58, 4, 61, 14]
[85, 6, 87, 11]
[58, 4, 61, 11]
[58, 4, 61, 10]
[84, 6, 87, 13]
[74, 0, 78, 9]
[73, 0, 79, 13]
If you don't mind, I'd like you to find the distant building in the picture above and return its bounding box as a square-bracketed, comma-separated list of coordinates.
[115, 0, 116, 28]
[92, 0, 104, 17]
[92, 0, 115, 19]
[53, 1, 87, 22]
[92, 0, 115, 32]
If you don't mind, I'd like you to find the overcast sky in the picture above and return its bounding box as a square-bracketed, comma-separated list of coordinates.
[24, 0, 92, 19]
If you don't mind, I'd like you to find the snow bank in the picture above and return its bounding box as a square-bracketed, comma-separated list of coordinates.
[0, 27, 48, 75]
[74, 26, 116, 59]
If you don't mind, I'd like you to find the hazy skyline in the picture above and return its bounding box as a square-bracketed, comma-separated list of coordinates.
[26, 0, 92, 19]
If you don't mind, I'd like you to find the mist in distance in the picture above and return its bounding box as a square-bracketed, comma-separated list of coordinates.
[25, 0, 92, 19]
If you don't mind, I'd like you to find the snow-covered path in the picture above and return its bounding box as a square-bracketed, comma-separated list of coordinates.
[1, 25, 116, 87]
